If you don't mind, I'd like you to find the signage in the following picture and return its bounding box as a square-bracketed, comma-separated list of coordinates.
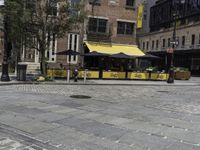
[137, 4, 144, 29]
[128, 72, 148, 80]
[78, 71, 99, 78]
[103, 71, 126, 79]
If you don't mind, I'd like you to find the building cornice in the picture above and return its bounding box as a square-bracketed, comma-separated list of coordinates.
[138, 22, 200, 37]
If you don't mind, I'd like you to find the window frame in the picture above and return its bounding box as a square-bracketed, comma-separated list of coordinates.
[191, 34, 195, 45]
[162, 38, 166, 48]
[182, 36, 185, 46]
[117, 21, 135, 35]
[88, 17, 108, 33]
[126, 0, 135, 8]
[152, 40, 155, 49]
[67, 33, 79, 64]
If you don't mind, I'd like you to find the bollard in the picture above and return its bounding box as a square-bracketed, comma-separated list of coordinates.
[73, 69, 78, 82]
[67, 69, 70, 83]
[84, 69, 87, 84]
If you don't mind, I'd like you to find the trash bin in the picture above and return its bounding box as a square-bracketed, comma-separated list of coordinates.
[17, 64, 27, 81]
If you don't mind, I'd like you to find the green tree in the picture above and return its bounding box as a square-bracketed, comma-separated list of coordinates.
[3, 0, 84, 76]
[27, 0, 84, 76]
[1, 0, 30, 71]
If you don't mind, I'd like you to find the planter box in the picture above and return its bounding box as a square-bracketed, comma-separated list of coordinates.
[175, 71, 191, 80]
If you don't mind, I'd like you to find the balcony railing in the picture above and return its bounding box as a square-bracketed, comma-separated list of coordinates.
[86, 23, 113, 42]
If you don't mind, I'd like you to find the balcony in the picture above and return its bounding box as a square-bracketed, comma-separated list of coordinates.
[89, 0, 101, 5]
[86, 24, 113, 43]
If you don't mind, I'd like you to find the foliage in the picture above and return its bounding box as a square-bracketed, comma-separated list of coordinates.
[145, 66, 158, 72]
[3, 0, 85, 76]
[34, 75, 54, 82]
[174, 67, 189, 72]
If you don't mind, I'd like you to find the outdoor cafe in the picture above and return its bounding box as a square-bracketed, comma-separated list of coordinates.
[47, 41, 169, 81]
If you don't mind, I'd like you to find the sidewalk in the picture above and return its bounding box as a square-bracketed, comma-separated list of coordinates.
[0, 74, 200, 86]
[52, 77, 200, 86]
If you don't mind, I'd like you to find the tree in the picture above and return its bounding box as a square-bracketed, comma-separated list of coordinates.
[25, 0, 84, 76]
[1, 0, 29, 75]
[3, 0, 84, 76]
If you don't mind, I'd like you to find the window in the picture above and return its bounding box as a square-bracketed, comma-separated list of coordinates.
[191, 34, 195, 45]
[26, 0, 36, 12]
[152, 40, 155, 49]
[67, 33, 79, 63]
[88, 18, 107, 33]
[143, 42, 145, 50]
[156, 40, 159, 49]
[199, 34, 200, 44]
[146, 41, 149, 50]
[168, 38, 170, 47]
[162, 39, 166, 48]
[46, 33, 56, 62]
[117, 22, 134, 35]
[182, 36, 185, 46]
[69, 0, 81, 16]
[48, 0, 57, 16]
[176, 37, 179, 47]
[126, 0, 135, 7]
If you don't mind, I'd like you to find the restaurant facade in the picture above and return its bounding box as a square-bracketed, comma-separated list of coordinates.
[46, 0, 169, 80]
[138, 0, 200, 75]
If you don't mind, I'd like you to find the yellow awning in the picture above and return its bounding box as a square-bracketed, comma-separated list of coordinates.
[84, 41, 145, 56]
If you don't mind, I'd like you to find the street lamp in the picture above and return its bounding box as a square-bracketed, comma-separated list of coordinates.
[167, 0, 185, 83]
[1, 0, 10, 81]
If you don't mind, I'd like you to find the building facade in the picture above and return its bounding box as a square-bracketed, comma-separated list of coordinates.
[138, 0, 200, 75]
[50, 0, 140, 70]
[0, 0, 141, 74]
[84, 0, 138, 44]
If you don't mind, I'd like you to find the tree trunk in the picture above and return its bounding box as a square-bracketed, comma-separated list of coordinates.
[39, 43, 47, 76]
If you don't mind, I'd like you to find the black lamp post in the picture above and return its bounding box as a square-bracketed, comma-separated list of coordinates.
[167, 0, 185, 83]
[1, 0, 10, 81]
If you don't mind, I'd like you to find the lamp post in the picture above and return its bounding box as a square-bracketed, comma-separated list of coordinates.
[167, 0, 185, 83]
[1, 0, 10, 81]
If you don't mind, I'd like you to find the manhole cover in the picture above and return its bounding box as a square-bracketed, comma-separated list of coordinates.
[70, 95, 91, 99]
[157, 91, 169, 93]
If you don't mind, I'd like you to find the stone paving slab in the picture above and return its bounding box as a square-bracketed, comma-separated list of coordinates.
[0, 84, 200, 149]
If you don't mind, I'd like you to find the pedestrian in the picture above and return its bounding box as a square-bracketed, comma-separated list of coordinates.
[73, 68, 78, 82]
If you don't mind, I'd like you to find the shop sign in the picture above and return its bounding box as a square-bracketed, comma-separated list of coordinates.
[103, 72, 126, 79]
[78, 71, 99, 78]
[128, 72, 148, 80]
[150, 73, 168, 81]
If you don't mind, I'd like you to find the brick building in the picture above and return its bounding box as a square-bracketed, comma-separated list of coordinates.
[28, 0, 142, 73]
[0, 0, 142, 74]
[137, 0, 200, 75]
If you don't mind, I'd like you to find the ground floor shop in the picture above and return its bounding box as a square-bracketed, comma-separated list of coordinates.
[149, 49, 200, 76]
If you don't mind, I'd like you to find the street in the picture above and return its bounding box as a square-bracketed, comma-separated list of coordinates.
[0, 84, 200, 150]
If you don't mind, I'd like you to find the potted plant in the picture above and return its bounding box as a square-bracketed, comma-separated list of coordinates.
[174, 67, 191, 80]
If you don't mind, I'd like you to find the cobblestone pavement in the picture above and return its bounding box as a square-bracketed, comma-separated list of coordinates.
[0, 84, 200, 150]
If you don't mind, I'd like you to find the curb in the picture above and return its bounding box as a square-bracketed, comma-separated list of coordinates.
[0, 81, 200, 86]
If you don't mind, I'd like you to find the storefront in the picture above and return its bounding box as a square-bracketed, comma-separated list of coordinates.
[83, 41, 145, 73]
[47, 41, 169, 81]
[149, 49, 200, 76]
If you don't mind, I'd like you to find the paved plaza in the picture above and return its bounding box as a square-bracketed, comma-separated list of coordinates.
[0, 84, 200, 149]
